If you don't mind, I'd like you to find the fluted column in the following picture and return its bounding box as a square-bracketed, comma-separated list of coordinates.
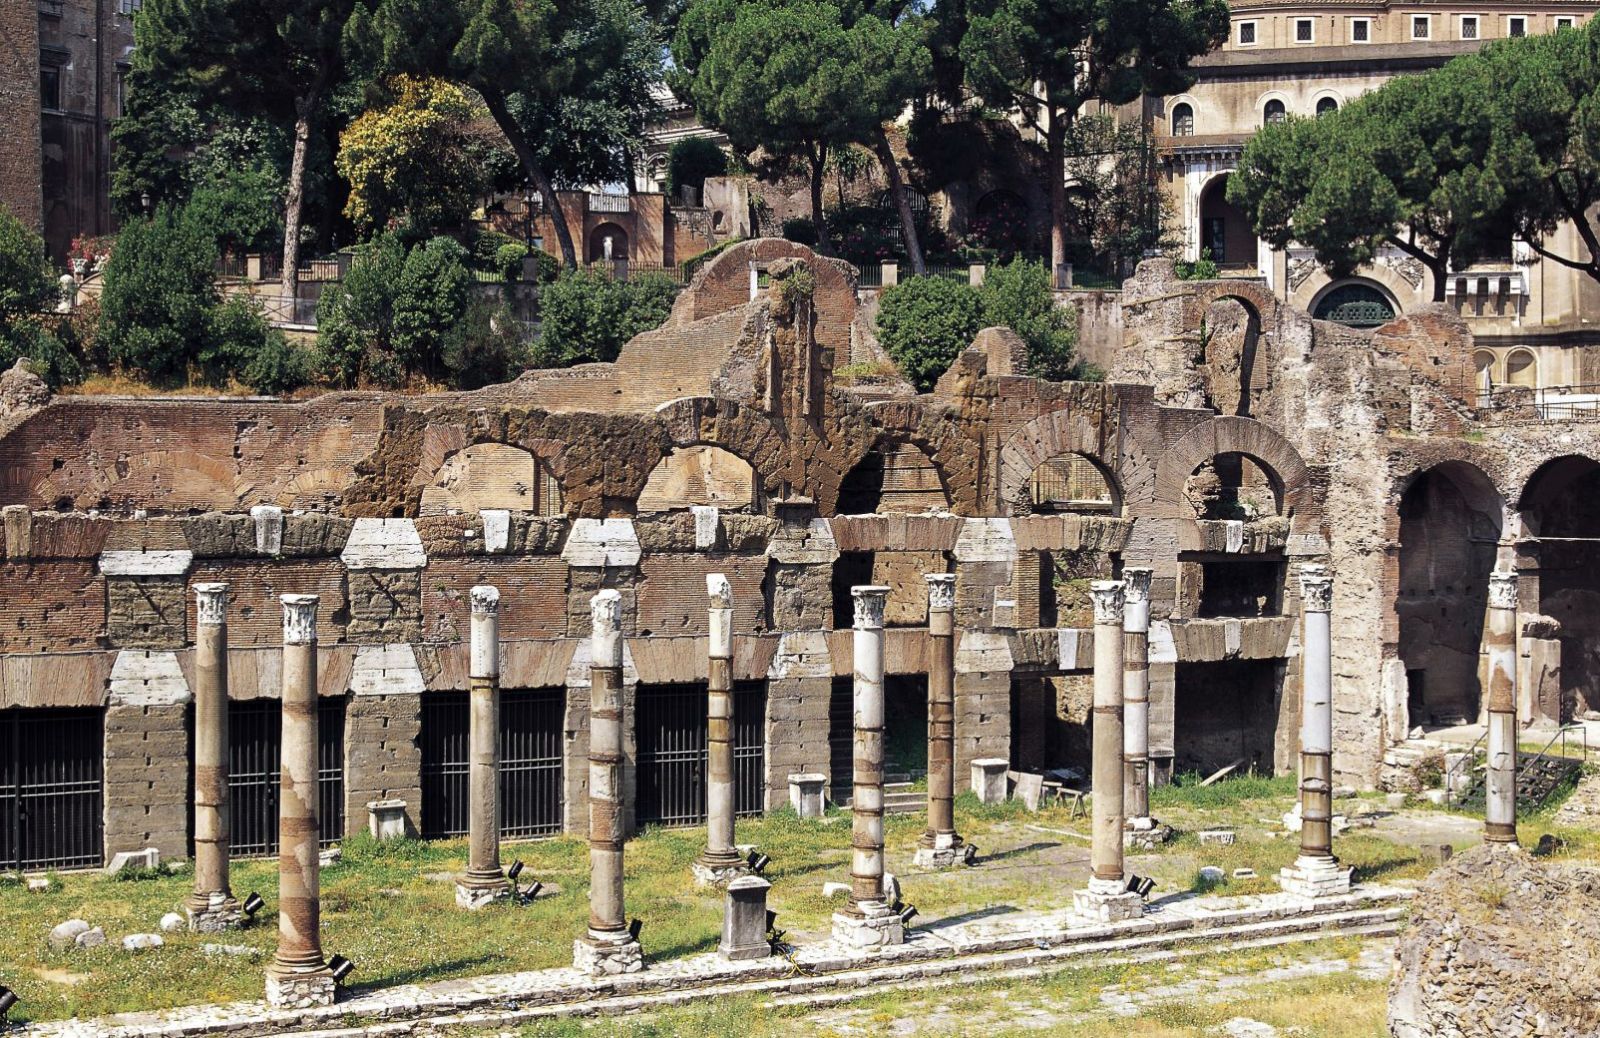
[915, 574, 965, 868]
[1278, 565, 1351, 897]
[694, 574, 747, 886]
[1073, 581, 1142, 922]
[574, 590, 643, 975]
[1122, 568, 1153, 828]
[1485, 569, 1519, 846]
[832, 586, 904, 949]
[458, 585, 511, 908]
[265, 594, 335, 1009]
[188, 583, 241, 931]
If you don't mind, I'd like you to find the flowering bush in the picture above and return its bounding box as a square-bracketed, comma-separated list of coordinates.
[67, 234, 116, 270]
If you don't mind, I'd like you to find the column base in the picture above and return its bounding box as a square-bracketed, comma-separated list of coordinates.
[1074, 876, 1144, 923]
[1123, 818, 1173, 850]
[1277, 856, 1353, 898]
[691, 853, 751, 888]
[454, 876, 512, 910]
[832, 901, 904, 950]
[913, 832, 971, 870]
[265, 968, 337, 1009]
[186, 892, 243, 933]
[573, 932, 644, 976]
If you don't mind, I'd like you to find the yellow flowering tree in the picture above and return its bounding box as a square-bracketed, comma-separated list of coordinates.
[337, 76, 486, 236]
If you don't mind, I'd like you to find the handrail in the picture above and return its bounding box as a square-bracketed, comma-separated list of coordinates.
[1442, 730, 1487, 807]
[1517, 723, 1588, 783]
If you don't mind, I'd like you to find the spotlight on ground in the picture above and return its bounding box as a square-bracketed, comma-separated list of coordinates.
[962, 844, 978, 864]
[628, 918, 644, 942]
[508, 860, 524, 881]
[897, 903, 919, 925]
[243, 892, 265, 917]
[328, 955, 355, 984]
[0, 985, 18, 1018]
[1126, 875, 1156, 899]
[746, 851, 771, 874]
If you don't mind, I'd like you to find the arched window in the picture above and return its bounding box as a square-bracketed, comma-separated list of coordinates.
[1313, 282, 1396, 328]
[1170, 102, 1195, 137]
[637, 445, 758, 512]
[1316, 97, 1338, 117]
[1506, 349, 1538, 388]
[1263, 99, 1287, 126]
[1029, 454, 1118, 514]
[1473, 350, 1497, 380]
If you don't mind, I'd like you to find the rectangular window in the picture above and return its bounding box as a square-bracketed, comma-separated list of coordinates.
[39, 65, 60, 110]
[1412, 15, 1431, 39]
[1508, 16, 1527, 37]
[1238, 20, 1257, 45]
[1460, 15, 1479, 39]
[118, 0, 142, 12]
[1295, 18, 1314, 42]
[1556, 16, 1575, 29]
[1351, 18, 1371, 42]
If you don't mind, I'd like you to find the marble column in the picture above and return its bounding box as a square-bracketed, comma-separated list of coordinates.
[1121, 568, 1162, 841]
[265, 594, 335, 1009]
[1484, 569, 1520, 846]
[832, 586, 904, 949]
[915, 574, 966, 869]
[694, 574, 748, 886]
[1278, 565, 1352, 897]
[574, 590, 644, 975]
[458, 585, 511, 908]
[1074, 581, 1142, 922]
[187, 582, 242, 931]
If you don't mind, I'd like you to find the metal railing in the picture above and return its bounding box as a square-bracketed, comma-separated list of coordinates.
[1442, 730, 1487, 807]
[587, 193, 631, 213]
[1483, 382, 1600, 421]
[253, 294, 319, 328]
[1522, 722, 1590, 771]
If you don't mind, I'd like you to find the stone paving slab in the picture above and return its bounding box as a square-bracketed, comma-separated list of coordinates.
[15, 885, 1412, 1038]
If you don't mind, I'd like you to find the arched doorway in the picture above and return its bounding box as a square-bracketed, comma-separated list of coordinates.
[587, 222, 629, 264]
[1396, 462, 1503, 726]
[1520, 455, 1600, 719]
[1198, 175, 1253, 267]
[1313, 281, 1397, 328]
[1028, 453, 1119, 515]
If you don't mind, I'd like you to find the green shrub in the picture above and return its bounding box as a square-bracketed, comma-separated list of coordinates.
[0, 206, 83, 388]
[392, 236, 473, 383]
[315, 231, 407, 388]
[780, 216, 818, 247]
[494, 242, 529, 283]
[445, 298, 530, 389]
[185, 164, 282, 257]
[98, 206, 219, 385]
[667, 137, 728, 197]
[977, 258, 1079, 381]
[533, 269, 678, 368]
[1176, 249, 1220, 281]
[202, 296, 308, 394]
[875, 275, 983, 391]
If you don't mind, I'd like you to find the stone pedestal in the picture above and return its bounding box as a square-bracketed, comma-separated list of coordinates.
[455, 877, 512, 909]
[1278, 856, 1353, 898]
[831, 901, 904, 950]
[914, 830, 970, 870]
[719, 875, 772, 961]
[1073, 876, 1143, 923]
[1123, 818, 1174, 850]
[788, 773, 826, 818]
[970, 758, 1009, 804]
[264, 971, 337, 1010]
[366, 799, 409, 841]
[573, 932, 644, 975]
[185, 890, 244, 933]
[691, 858, 751, 887]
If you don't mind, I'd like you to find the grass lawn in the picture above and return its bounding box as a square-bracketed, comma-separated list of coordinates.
[2, 776, 1594, 1026]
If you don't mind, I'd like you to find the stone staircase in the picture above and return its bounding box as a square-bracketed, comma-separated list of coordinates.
[839, 771, 927, 815]
[1380, 734, 1452, 791]
[1457, 753, 1583, 814]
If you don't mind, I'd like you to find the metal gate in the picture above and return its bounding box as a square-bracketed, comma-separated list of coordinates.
[829, 677, 854, 804]
[229, 698, 346, 857]
[0, 707, 103, 871]
[637, 682, 766, 827]
[419, 689, 564, 839]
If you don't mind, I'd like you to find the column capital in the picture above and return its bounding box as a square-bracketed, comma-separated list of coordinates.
[706, 572, 732, 609]
[1488, 568, 1517, 610]
[924, 573, 956, 613]
[1090, 580, 1125, 626]
[469, 584, 501, 616]
[852, 585, 890, 630]
[1297, 564, 1333, 613]
[194, 582, 229, 627]
[1123, 568, 1152, 605]
[280, 594, 319, 645]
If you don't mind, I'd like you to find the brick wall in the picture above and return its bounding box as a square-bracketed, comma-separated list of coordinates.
[0, 1, 41, 234]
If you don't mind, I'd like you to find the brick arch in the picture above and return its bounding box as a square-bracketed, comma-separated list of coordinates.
[1184, 280, 1281, 332]
[1152, 416, 1312, 526]
[829, 398, 976, 514]
[651, 395, 801, 506]
[998, 407, 1123, 516]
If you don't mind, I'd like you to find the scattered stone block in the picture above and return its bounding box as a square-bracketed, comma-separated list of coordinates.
[319, 848, 342, 867]
[970, 758, 1009, 805]
[1014, 772, 1045, 811]
[822, 881, 851, 898]
[788, 773, 826, 819]
[1534, 834, 1567, 857]
[1418, 843, 1454, 865]
[105, 847, 160, 875]
[1332, 786, 1358, 800]
[1199, 866, 1226, 883]
[75, 927, 106, 949]
[1198, 829, 1236, 846]
[121, 933, 164, 951]
[159, 912, 184, 932]
[1231, 868, 1257, 880]
[1422, 789, 1448, 805]
[48, 920, 90, 950]
[27, 876, 53, 892]
[202, 943, 259, 957]
[1386, 792, 1408, 809]
[367, 799, 409, 841]
[882, 872, 901, 902]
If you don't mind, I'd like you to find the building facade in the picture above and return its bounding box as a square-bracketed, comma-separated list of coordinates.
[1156, 1, 1600, 393]
[0, 0, 135, 263]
